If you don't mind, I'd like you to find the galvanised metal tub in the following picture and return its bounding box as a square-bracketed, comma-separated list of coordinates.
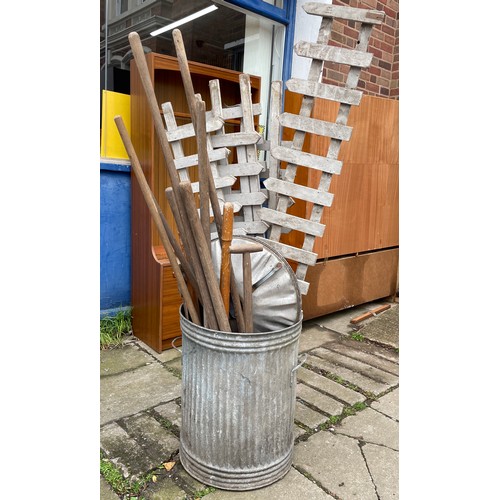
[178, 307, 304, 491]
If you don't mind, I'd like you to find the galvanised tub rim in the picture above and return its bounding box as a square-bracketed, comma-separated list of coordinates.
[179, 305, 303, 353]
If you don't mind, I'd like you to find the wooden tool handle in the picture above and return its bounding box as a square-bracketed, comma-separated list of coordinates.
[114, 115, 200, 326]
[220, 203, 234, 315]
[229, 242, 264, 254]
[179, 181, 232, 333]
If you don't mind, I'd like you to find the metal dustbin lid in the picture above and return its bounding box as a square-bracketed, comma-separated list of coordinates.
[211, 235, 302, 332]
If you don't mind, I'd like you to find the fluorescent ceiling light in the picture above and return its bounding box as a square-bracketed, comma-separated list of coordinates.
[151, 5, 218, 37]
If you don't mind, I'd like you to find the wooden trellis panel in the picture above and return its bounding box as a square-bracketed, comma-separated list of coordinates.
[161, 75, 268, 236]
[261, 2, 385, 295]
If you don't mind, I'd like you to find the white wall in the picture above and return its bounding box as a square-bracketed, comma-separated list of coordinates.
[291, 0, 331, 81]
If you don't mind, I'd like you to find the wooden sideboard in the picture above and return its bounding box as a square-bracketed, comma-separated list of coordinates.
[280, 91, 399, 319]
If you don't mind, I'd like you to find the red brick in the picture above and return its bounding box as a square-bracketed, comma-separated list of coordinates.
[358, 79, 366, 89]
[379, 40, 394, 53]
[384, 33, 395, 46]
[381, 24, 396, 37]
[383, 5, 397, 18]
[389, 88, 399, 98]
[380, 68, 391, 80]
[380, 87, 390, 96]
[387, 0, 399, 11]
[365, 81, 380, 93]
[360, 0, 378, 8]
[344, 26, 359, 39]
[379, 59, 391, 70]
[381, 51, 392, 63]
[331, 31, 347, 45]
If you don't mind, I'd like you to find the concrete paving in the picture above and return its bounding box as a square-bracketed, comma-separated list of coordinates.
[100, 299, 398, 499]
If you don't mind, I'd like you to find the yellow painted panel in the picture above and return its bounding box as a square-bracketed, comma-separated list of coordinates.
[100, 90, 131, 160]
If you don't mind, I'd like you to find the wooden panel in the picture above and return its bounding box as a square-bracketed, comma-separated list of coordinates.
[161, 261, 183, 347]
[302, 249, 399, 320]
[306, 95, 399, 258]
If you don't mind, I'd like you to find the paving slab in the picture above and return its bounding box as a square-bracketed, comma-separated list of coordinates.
[322, 341, 399, 376]
[203, 466, 332, 499]
[154, 401, 182, 428]
[138, 340, 183, 363]
[359, 304, 399, 349]
[297, 366, 365, 405]
[363, 442, 399, 500]
[100, 363, 182, 424]
[100, 344, 155, 377]
[294, 401, 327, 429]
[293, 431, 377, 499]
[121, 413, 179, 464]
[312, 347, 399, 386]
[336, 407, 398, 450]
[307, 302, 378, 334]
[299, 325, 339, 353]
[371, 387, 399, 420]
[100, 476, 121, 500]
[294, 424, 307, 441]
[142, 476, 187, 500]
[100, 422, 157, 479]
[306, 354, 390, 395]
[296, 383, 344, 417]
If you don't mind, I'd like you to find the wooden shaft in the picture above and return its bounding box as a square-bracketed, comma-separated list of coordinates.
[220, 203, 234, 315]
[166, 187, 218, 331]
[114, 115, 200, 326]
[170, 28, 247, 332]
[172, 29, 197, 122]
[128, 31, 211, 320]
[179, 181, 232, 332]
[194, 98, 211, 249]
[229, 242, 264, 333]
[128, 32, 180, 192]
[242, 253, 253, 333]
[155, 199, 196, 289]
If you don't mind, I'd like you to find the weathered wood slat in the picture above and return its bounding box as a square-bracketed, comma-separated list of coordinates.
[173, 148, 229, 170]
[256, 237, 318, 267]
[259, 207, 325, 237]
[264, 177, 334, 207]
[268, 81, 282, 210]
[221, 102, 262, 120]
[191, 176, 236, 193]
[294, 41, 373, 68]
[286, 78, 362, 106]
[165, 115, 224, 142]
[210, 132, 262, 148]
[303, 2, 385, 24]
[297, 279, 310, 295]
[271, 146, 343, 175]
[279, 112, 352, 141]
[225, 191, 268, 206]
[232, 220, 269, 233]
[217, 162, 264, 177]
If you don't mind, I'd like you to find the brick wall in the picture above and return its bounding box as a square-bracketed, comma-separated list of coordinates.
[322, 0, 399, 99]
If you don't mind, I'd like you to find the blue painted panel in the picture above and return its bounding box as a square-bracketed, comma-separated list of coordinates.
[100, 169, 131, 311]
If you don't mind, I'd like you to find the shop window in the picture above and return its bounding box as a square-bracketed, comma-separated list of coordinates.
[100, 0, 292, 148]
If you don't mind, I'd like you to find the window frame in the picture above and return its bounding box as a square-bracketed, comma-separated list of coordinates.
[213, 0, 296, 82]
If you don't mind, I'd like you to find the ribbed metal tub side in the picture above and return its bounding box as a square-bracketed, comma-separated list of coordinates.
[179, 308, 302, 491]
